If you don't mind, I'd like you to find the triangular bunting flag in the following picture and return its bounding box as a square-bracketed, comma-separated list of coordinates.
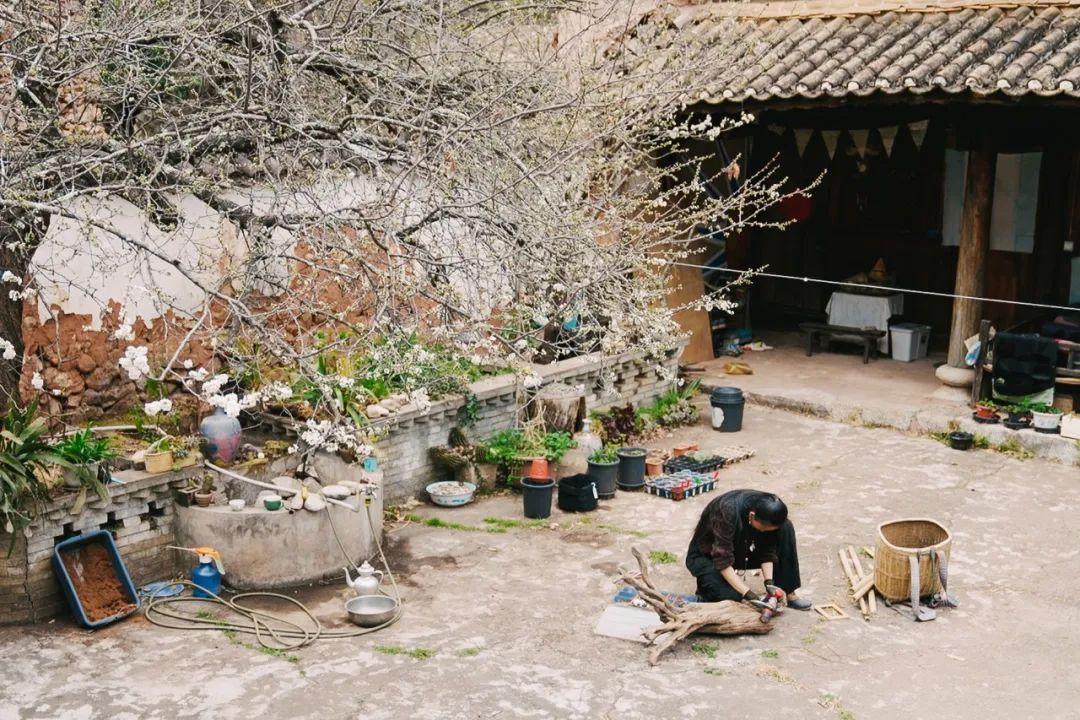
[821, 130, 840, 160]
[794, 129, 813, 158]
[850, 129, 870, 158]
[879, 126, 898, 157]
[908, 120, 929, 150]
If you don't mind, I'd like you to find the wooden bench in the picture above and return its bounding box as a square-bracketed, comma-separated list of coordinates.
[799, 322, 886, 364]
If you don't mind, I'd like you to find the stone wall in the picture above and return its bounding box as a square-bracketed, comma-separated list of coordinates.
[372, 374, 520, 502]
[373, 344, 684, 502]
[0, 344, 682, 623]
[0, 466, 200, 624]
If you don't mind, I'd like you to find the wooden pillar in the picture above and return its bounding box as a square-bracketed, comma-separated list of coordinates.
[947, 140, 996, 367]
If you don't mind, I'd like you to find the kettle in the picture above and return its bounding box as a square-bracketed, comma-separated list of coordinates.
[344, 561, 384, 596]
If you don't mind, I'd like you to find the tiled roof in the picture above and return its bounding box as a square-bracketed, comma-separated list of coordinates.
[607, 1, 1080, 102]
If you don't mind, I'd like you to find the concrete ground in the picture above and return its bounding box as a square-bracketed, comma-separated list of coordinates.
[698, 331, 1080, 465]
[4, 403, 1080, 720]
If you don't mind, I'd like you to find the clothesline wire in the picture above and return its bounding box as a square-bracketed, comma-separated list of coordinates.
[665, 261, 1080, 314]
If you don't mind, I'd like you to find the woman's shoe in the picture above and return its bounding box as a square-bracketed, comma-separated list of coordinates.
[787, 597, 813, 610]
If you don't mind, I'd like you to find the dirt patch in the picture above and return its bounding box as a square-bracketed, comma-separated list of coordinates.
[558, 527, 613, 548]
[61, 542, 135, 623]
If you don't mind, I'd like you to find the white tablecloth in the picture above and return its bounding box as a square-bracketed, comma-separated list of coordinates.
[826, 292, 904, 353]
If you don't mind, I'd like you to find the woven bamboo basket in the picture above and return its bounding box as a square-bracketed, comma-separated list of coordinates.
[874, 518, 952, 602]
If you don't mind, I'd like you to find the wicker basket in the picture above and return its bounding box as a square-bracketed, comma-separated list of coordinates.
[874, 518, 952, 602]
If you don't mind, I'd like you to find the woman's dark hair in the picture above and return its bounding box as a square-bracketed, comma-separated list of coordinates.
[747, 492, 787, 528]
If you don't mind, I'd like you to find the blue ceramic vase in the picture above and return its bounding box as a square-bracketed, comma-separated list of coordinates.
[199, 409, 242, 464]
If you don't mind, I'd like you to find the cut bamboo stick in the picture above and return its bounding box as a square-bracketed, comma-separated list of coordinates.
[838, 549, 869, 618]
[847, 546, 876, 614]
[852, 573, 874, 599]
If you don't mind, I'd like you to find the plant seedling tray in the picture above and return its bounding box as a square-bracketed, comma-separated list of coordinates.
[662, 455, 724, 474]
[52, 530, 140, 629]
[645, 471, 717, 501]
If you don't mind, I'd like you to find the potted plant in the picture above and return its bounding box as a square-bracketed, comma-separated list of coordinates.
[194, 473, 215, 507]
[542, 431, 575, 478]
[973, 399, 1001, 423]
[1003, 403, 1031, 430]
[587, 445, 619, 499]
[1029, 403, 1063, 433]
[175, 477, 199, 507]
[482, 428, 529, 487]
[144, 436, 174, 474]
[171, 436, 202, 469]
[1, 401, 63, 544]
[55, 428, 115, 490]
[616, 446, 648, 490]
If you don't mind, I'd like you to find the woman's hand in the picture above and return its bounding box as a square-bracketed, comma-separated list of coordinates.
[742, 589, 767, 608]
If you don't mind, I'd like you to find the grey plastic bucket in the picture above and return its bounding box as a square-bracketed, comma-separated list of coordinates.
[709, 387, 744, 432]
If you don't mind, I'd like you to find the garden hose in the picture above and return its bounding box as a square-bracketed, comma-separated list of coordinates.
[145, 504, 402, 650]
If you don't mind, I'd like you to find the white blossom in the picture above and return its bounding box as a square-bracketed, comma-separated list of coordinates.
[188, 367, 210, 382]
[183, 359, 193, 369]
[208, 392, 242, 417]
[144, 398, 173, 416]
[337, 376, 355, 388]
[113, 324, 135, 341]
[118, 345, 150, 380]
[265, 382, 293, 401]
[202, 373, 228, 395]
[0, 337, 15, 361]
[409, 388, 431, 413]
[30, 371, 43, 390]
[1, 271, 18, 283]
[522, 373, 543, 389]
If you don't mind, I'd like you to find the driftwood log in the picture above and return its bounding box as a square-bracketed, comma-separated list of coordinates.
[530, 382, 586, 434]
[619, 547, 773, 665]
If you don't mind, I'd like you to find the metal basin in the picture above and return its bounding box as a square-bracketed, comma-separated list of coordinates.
[345, 594, 398, 627]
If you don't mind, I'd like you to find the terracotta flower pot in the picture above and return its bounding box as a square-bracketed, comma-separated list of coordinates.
[194, 492, 213, 508]
[645, 457, 664, 476]
[525, 457, 549, 479]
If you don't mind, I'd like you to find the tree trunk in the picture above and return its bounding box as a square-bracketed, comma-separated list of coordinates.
[0, 212, 45, 409]
[619, 547, 773, 665]
[947, 138, 996, 368]
[531, 382, 585, 433]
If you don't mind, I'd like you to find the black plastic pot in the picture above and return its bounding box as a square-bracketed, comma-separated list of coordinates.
[710, 386, 745, 432]
[1003, 415, 1030, 431]
[587, 460, 618, 499]
[947, 431, 974, 451]
[558, 473, 598, 512]
[616, 447, 647, 490]
[522, 477, 555, 519]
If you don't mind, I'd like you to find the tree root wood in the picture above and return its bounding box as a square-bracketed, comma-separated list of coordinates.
[619, 547, 772, 665]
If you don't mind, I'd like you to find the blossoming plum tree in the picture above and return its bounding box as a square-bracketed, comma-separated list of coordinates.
[0, 1, 801, 446]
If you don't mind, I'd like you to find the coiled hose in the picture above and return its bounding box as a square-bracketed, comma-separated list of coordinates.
[144, 503, 402, 650]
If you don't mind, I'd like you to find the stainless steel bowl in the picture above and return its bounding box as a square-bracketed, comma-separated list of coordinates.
[345, 594, 398, 627]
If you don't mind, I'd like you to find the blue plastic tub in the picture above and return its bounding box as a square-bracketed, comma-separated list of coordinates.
[52, 530, 140, 629]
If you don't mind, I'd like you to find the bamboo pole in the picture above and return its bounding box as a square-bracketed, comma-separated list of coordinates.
[847, 546, 876, 614]
[838, 549, 869, 619]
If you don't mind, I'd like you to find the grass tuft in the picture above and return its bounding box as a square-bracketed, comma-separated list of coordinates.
[648, 550, 678, 565]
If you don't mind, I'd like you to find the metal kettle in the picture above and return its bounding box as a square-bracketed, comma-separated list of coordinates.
[344, 561, 384, 595]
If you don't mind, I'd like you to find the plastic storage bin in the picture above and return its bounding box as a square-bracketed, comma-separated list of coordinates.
[53, 530, 140, 629]
[890, 323, 931, 362]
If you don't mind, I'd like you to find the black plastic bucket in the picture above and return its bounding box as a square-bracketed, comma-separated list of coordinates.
[587, 460, 618, 499]
[616, 447, 647, 490]
[522, 477, 555, 519]
[710, 386, 745, 432]
[558, 473, 598, 512]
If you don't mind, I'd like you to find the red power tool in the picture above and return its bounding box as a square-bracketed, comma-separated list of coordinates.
[758, 587, 785, 623]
